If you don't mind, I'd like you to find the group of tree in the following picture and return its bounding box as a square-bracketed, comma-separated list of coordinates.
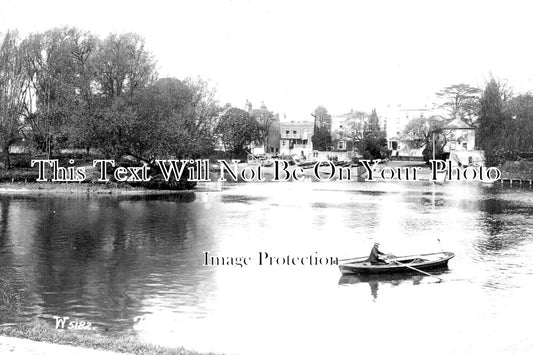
[401, 78, 533, 166]
[0, 27, 223, 169]
[315, 106, 389, 160]
[401, 83, 482, 163]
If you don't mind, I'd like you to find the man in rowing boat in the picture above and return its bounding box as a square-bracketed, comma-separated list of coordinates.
[368, 242, 388, 265]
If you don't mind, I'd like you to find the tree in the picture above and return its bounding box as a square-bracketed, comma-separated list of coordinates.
[312, 125, 332, 151]
[216, 108, 261, 157]
[365, 108, 381, 132]
[312, 106, 332, 130]
[250, 103, 277, 151]
[311, 106, 332, 150]
[72, 32, 159, 159]
[0, 31, 27, 169]
[62, 28, 99, 154]
[502, 94, 533, 157]
[180, 78, 221, 157]
[131, 77, 220, 161]
[341, 110, 367, 143]
[20, 27, 81, 157]
[435, 84, 481, 125]
[356, 109, 388, 159]
[402, 116, 448, 163]
[477, 78, 513, 166]
[86, 77, 220, 163]
[92, 33, 156, 100]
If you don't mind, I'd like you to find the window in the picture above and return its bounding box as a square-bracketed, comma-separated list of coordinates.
[338, 141, 346, 150]
[462, 142, 468, 149]
[285, 130, 289, 135]
[293, 130, 297, 135]
[282, 141, 286, 145]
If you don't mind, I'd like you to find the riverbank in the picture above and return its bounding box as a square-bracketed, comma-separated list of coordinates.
[0, 323, 210, 355]
[0, 182, 194, 195]
[0, 336, 122, 355]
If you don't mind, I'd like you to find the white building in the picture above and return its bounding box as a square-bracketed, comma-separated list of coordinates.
[442, 118, 483, 166]
[279, 121, 314, 158]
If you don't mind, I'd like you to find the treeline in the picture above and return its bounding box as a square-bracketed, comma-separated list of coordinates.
[0, 27, 222, 169]
[313, 105, 389, 160]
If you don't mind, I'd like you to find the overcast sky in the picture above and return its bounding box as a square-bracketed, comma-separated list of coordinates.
[1, 0, 533, 120]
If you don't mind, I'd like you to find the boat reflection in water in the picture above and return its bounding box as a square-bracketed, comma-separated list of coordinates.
[338, 268, 450, 301]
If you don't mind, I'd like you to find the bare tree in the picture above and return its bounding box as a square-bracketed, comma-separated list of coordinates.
[339, 110, 367, 143]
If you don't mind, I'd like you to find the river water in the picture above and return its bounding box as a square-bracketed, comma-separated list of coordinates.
[1, 181, 533, 355]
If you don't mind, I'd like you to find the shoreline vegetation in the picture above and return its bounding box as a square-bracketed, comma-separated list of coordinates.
[0, 181, 192, 195]
[0, 321, 214, 355]
[2, 159, 529, 195]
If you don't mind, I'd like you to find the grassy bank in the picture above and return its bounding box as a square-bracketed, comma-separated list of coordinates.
[0, 154, 196, 191]
[0, 322, 214, 355]
[0, 181, 173, 195]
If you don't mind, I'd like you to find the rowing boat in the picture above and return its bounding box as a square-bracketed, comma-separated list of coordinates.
[338, 251, 454, 275]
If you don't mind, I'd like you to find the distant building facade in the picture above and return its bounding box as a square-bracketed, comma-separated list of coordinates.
[279, 121, 314, 158]
[442, 118, 476, 151]
[442, 118, 483, 166]
[331, 112, 357, 152]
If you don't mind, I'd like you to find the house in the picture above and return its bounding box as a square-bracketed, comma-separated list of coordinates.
[279, 121, 314, 158]
[442, 118, 484, 166]
[331, 112, 359, 152]
[442, 118, 476, 151]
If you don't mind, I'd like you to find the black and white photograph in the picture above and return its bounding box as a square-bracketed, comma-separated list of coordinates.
[1, 1, 533, 354]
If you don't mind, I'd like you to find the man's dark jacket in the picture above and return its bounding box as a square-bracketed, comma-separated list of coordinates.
[368, 245, 385, 264]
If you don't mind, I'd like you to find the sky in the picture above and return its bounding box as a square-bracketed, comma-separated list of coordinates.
[1, 0, 533, 120]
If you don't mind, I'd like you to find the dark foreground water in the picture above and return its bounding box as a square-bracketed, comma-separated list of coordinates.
[1, 181, 533, 355]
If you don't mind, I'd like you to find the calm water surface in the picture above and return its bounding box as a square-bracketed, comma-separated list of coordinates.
[1, 181, 533, 355]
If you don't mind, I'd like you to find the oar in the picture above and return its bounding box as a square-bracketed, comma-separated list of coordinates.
[391, 260, 444, 282]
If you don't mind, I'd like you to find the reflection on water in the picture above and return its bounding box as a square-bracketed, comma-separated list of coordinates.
[0, 182, 533, 354]
[338, 268, 450, 302]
